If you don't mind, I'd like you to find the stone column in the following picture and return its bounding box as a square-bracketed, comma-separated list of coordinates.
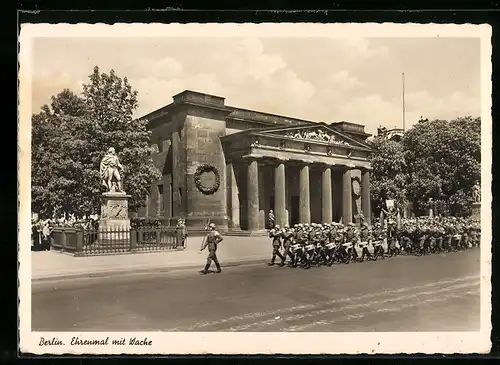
[226, 162, 240, 229]
[299, 163, 311, 224]
[322, 165, 333, 224]
[275, 161, 287, 227]
[170, 132, 179, 217]
[342, 168, 353, 224]
[361, 168, 372, 226]
[163, 174, 172, 219]
[247, 159, 260, 231]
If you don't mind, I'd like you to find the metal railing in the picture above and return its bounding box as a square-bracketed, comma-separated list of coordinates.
[50, 226, 186, 256]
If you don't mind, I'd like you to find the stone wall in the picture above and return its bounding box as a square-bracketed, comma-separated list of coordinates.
[148, 110, 187, 223]
[184, 109, 228, 230]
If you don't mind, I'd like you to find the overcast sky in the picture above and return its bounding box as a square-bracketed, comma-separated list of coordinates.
[31, 37, 480, 135]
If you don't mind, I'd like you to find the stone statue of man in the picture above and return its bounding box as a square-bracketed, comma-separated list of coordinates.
[472, 182, 481, 203]
[100, 147, 125, 193]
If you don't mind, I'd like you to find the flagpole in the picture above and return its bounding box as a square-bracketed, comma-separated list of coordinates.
[402, 72, 406, 131]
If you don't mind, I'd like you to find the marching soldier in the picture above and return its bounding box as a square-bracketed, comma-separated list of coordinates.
[293, 224, 307, 267]
[268, 225, 285, 266]
[318, 224, 331, 264]
[303, 223, 317, 269]
[199, 223, 223, 274]
[280, 225, 295, 266]
[359, 222, 371, 259]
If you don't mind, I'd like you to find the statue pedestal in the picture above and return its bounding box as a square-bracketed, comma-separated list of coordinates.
[471, 201, 481, 220]
[99, 192, 131, 244]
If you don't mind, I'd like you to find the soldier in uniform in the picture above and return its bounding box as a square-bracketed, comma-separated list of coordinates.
[318, 224, 331, 265]
[303, 223, 318, 268]
[176, 218, 188, 248]
[280, 225, 295, 266]
[268, 225, 285, 266]
[414, 222, 427, 255]
[435, 219, 445, 251]
[359, 222, 371, 260]
[268, 210, 276, 229]
[292, 223, 306, 267]
[199, 223, 223, 274]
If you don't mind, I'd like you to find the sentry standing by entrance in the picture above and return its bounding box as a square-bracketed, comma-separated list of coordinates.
[199, 223, 223, 274]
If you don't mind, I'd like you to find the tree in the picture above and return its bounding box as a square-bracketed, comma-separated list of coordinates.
[31, 90, 91, 218]
[367, 136, 408, 216]
[402, 116, 481, 216]
[31, 67, 161, 218]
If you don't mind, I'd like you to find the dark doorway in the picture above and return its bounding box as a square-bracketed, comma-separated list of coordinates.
[239, 195, 247, 230]
[290, 196, 300, 226]
[170, 183, 174, 218]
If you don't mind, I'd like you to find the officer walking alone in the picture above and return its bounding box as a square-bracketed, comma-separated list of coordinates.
[199, 223, 223, 274]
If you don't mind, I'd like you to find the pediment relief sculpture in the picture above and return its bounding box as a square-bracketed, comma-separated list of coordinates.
[282, 128, 350, 146]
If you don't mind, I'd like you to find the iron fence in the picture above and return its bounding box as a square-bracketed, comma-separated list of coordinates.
[50, 226, 185, 256]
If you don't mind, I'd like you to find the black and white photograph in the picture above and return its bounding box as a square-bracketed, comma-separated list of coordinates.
[18, 23, 492, 354]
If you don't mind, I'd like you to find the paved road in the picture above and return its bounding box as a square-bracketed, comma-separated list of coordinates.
[32, 248, 481, 332]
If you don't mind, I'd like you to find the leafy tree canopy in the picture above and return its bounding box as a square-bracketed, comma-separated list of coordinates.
[402, 116, 481, 216]
[367, 136, 408, 215]
[367, 116, 481, 217]
[32, 66, 161, 219]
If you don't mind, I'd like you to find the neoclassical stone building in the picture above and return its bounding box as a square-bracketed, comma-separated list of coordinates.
[139, 90, 373, 233]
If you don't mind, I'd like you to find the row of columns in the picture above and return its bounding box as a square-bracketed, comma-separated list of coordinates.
[246, 159, 371, 231]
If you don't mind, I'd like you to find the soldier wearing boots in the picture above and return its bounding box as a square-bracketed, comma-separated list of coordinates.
[199, 223, 223, 274]
[268, 225, 285, 265]
[280, 225, 294, 266]
[293, 224, 307, 267]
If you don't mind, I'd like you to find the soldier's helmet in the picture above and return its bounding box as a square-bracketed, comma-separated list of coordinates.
[209, 223, 216, 229]
[275, 225, 280, 230]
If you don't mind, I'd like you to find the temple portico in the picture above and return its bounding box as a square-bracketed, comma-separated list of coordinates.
[140, 90, 373, 234]
[224, 152, 372, 233]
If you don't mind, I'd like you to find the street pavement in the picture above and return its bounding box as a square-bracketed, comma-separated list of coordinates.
[31, 236, 270, 281]
[32, 248, 481, 332]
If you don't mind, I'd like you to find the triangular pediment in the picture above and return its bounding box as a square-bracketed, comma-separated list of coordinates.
[255, 123, 370, 149]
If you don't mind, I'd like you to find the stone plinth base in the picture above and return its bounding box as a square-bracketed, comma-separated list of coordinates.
[471, 202, 481, 220]
[99, 192, 131, 245]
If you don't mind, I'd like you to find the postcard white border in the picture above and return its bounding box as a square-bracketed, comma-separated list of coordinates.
[18, 22, 492, 355]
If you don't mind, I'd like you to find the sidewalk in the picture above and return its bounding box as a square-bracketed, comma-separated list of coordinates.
[31, 236, 272, 281]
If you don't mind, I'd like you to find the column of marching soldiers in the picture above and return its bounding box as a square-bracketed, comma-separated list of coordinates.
[267, 216, 481, 269]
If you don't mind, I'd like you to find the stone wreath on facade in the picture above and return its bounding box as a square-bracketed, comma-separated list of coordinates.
[194, 164, 221, 195]
[351, 177, 361, 199]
